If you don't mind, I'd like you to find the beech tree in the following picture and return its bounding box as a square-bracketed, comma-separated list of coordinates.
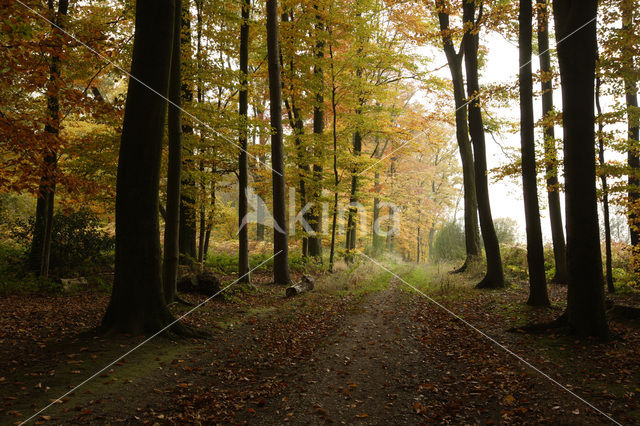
[163, 0, 184, 303]
[178, 0, 198, 266]
[266, 0, 291, 285]
[238, 0, 250, 283]
[28, 0, 69, 278]
[552, 0, 608, 338]
[537, 0, 567, 284]
[436, 0, 482, 272]
[462, 0, 505, 289]
[519, 0, 549, 306]
[101, 0, 182, 334]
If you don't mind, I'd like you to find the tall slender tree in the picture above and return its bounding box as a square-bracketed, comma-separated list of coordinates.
[237, 0, 251, 283]
[520, 0, 549, 306]
[266, 0, 291, 285]
[622, 0, 640, 249]
[596, 65, 615, 294]
[102, 0, 183, 334]
[436, 0, 482, 272]
[552, 0, 608, 338]
[537, 0, 567, 283]
[462, 0, 504, 289]
[29, 0, 69, 277]
[178, 0, 198, 265]
[308, 4, 325, 259]
[163, 0, 184, 303]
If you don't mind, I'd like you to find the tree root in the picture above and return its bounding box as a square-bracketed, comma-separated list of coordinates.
[475, 275, 506, 289]
[507, 311, 568, 334]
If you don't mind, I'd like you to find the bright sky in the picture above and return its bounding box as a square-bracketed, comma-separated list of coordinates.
[421, 27, 598, 244]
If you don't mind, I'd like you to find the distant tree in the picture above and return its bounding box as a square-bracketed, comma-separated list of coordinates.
[432, 222, 466, 262]
[494, 217, 518, 246]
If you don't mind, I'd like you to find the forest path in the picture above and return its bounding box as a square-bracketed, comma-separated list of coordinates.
[249, 279, 430, 424]
[1, 266, 626, 424]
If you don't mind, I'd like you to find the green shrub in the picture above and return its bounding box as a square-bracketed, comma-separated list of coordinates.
[11, 209, 114, 271]
[432, 222, 466, 262]
[502, 245, 528, 281]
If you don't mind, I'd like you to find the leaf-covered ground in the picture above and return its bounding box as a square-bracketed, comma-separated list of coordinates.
[1, 262, 639, 424]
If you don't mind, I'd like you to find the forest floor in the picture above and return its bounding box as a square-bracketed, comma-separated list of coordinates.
[1, 260, 640, 424]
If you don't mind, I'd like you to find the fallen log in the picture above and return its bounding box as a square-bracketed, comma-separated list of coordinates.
[60, 277, 89, 292]
[178, 271, 221, 297]
[286, 275, 315, 297]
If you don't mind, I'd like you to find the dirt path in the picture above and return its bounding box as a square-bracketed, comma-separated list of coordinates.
[2, 266, 633, 424]
[253, 280, 429, 424]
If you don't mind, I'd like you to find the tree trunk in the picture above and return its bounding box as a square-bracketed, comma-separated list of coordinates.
[286, 275, 315, 297]
[238, 0, 250, 283]
[203, 181, 215, 260]
[520, 0, 550, 306]
[416, 226, 421, 264]
[29, 0, 69, 277]
[622, 1, 640, 250]
[386, 160, 396, 252]
[596, 68, 615, 294]
[101, 0, 182, 334]
[345, 125, 361, 256]
[198, 160, 206, 264]
[428, 223, 436, 261]
[436, 1, 482, 272]
[307, 5, 325, 259]
[552, 0, 608, 338]
[266, 0, 291, 285]
[162, 0, 183, 304]
[329, 50, 339, 272]
[280, 12, 309, 258]
[372, 171, 383, 253]
[537, 0, 568, 284]
[462, 1, 505, 289]
[196, 0, 206, 265]
[179, 0, 197, 266]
